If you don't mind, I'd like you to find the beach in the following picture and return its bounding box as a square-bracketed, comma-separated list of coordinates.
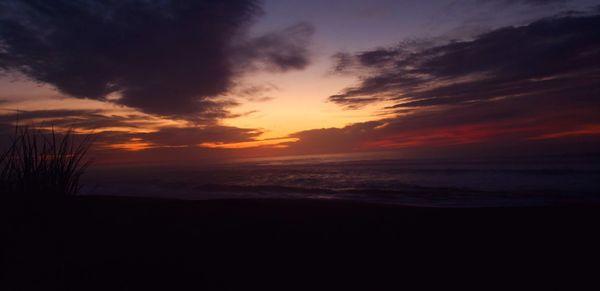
[3, 196, 599, 290]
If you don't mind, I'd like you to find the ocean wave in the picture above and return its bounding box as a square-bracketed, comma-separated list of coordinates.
[186, 182, 592, 207]
[82, 156, 600, 206]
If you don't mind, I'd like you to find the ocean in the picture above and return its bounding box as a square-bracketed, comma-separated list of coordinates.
[83, 153, 600, 207]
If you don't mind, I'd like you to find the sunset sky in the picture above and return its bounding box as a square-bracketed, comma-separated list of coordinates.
[1, 0, 599, 164]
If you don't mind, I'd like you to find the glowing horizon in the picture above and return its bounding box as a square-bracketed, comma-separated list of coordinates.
[1, 0, 600, 164]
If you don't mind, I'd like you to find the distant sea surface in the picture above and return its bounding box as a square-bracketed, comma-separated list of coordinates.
[83, 153, 600, 207]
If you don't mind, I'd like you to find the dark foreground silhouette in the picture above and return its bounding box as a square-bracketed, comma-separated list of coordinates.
[3, 196, 599, 290]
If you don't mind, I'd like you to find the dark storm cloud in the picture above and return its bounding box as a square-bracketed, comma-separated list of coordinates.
[0, 0, 313, 120]
[330, 13, 600, 110]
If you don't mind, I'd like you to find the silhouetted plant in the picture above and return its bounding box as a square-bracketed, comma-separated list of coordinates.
[0, 126, 93, 197]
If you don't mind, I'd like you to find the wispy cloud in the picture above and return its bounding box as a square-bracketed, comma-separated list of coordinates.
[296, 11, 600, 157]
[331, 13, 600, 110]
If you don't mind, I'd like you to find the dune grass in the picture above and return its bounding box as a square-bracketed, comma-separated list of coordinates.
[0, 126, 93, 197]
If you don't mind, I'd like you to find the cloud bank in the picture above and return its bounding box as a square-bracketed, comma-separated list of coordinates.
[317, 12, 600, 157]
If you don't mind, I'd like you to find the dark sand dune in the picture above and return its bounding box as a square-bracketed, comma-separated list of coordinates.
[3, 197, 599, 290]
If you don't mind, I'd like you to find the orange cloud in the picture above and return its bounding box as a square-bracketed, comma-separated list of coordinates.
[104, 138, 187, 151]
[529, 124, 600, 140]
[361, 123, 548, 150]
[199, 137, 299, 149]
